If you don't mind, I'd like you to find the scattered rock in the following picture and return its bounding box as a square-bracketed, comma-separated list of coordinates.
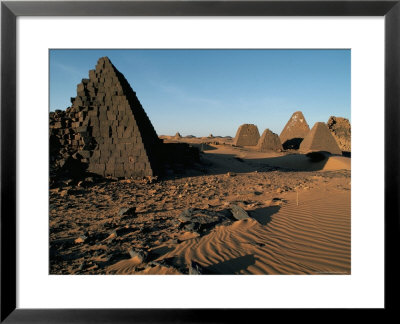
[74, 235, 87, 244]
[177, 208, 232, 234]
[230, 204, 249, 220]
[128, 249, 146, 262]
[118, 207, 137, 219]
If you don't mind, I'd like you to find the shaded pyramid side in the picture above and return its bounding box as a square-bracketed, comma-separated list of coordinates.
[257, 129, 282, 152]
[280, 111, 310, 149]
[299, 122, 342, 155]
[70, 57, 162, 178]
[233, 124, 260, 146]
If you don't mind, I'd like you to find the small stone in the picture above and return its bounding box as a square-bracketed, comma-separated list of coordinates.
[78, 261, 85, 271]
[74, 235, 87, 244]
[118, 207, 136, 218]
[128, 249, 146, 262]
[107, 230, 117, 240]
[227, 172, 236, 177]
[230, 204, 249, 220]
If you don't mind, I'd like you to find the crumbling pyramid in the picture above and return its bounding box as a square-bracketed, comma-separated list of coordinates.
[280, 111, 310, 149]
[299, 122, 342, 155]
[50, 56, 163, 179]
[327, 116, 351, 152]
[257, 129, 282, 152]
[233, 124, 260, 146]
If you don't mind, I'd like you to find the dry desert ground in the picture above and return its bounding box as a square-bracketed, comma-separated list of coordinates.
[49, 136, 350, 275]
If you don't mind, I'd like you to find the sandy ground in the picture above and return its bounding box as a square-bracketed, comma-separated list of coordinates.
[50, 139, 350, 275]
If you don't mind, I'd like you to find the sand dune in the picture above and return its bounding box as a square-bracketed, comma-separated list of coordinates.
[153, 190, 350, 275]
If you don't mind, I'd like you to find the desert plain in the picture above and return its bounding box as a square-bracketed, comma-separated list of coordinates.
[50, 135, 350, 275]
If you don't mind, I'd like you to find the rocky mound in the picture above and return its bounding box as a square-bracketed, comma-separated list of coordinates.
[326, 116, 351, 152]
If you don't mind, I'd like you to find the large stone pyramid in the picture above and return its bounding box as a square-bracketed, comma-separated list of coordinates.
[280, 111, 310, 149]
[257, 129, 282, 152]
[50, 56, 163, 178]
[233, 124, 260, 146]
[299, 122, 342, 155]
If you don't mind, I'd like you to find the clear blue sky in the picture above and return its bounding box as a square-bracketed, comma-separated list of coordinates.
[50, 49, 350, 137]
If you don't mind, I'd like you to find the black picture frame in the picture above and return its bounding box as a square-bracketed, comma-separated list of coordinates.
[1, 0, 399, 322]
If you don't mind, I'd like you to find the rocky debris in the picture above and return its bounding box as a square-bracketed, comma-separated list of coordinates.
[74, 235, 87, 244]
[188, 260, 210, 274]
[127, 248, 146, 262]
[326, 116, 351, 152]
[233, 124, 260, 146]
[230, 204, 249, 220]
[177, 208, 232, 234]
[300, 122, 342, 155]
[280, 111, 310, 149]
[118, 207, 137, 219]
[257, 129, 283, 152]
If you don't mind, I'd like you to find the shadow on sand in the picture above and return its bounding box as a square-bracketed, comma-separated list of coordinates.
[205, 254, 257, 274]
[170, 151, 333, 179]
[249, 205, 281, 225]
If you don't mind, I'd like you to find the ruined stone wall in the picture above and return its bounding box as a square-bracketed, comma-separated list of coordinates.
[326, 116, 351, 152]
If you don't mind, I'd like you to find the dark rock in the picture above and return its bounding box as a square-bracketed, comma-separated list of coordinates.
[177, 208, 232, 234]
[118, 207, 136, 218]
[230, 204, 249, 220]
[128, 248, 146, 262]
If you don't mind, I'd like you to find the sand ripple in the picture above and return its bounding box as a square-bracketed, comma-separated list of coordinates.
[158, 191, 350, 274]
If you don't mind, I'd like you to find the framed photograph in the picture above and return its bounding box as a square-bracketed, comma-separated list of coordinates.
[1, 0, 399, 321]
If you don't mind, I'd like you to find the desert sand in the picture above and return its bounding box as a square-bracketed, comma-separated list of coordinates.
[50, 137, 350, 275]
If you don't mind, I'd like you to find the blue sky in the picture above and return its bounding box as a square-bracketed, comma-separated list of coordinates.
[50, 49, 350, 137]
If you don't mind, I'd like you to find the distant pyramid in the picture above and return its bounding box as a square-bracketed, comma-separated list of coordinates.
[233, 124, 260, 146]
[257, 129, 282, 152]
[299, 122, 342, 155]
[280, 111, 310, 149]
[54, 56, 162, 178]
